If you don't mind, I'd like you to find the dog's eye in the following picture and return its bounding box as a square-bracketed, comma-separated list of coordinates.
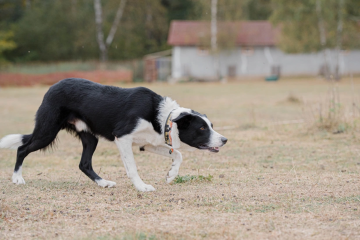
[200, 126, 206, 130]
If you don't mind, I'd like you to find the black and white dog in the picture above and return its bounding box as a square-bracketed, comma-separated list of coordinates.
[0, 78, 227, 191]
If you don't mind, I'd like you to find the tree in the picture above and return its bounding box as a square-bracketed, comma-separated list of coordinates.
[10, 0, 96, 62]
[6, 0, 168, 62]
[316, 0, 330, 79]
[0, 0, 25, 23]
[271, 0, 360, 78]
[161, 0, 201, 21]
[271, 0, 360, 52]
[194, 0, 272, 21]
[1, 0, 277, 63]
[335, 0, 344, 80]
[94, 0, 127, 62]
[247, 0, 272, 20]
[0, 31, 16, 63]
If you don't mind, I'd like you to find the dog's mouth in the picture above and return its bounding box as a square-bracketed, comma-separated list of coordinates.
[199, 145, 220, 153]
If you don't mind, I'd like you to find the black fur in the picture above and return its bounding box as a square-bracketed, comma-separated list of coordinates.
[78, 131, 101, 181]
[9, 78, 226, 186]
[173, 112, 212, 149]
[14, 78, 164, 182]
[191, 110, 213, 128]
[45, 78, 163, 141]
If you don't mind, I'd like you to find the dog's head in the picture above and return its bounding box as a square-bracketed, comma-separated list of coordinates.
[170, 109, 227, 152]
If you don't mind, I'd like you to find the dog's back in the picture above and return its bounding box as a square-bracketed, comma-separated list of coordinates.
[39, 78, 163, 140]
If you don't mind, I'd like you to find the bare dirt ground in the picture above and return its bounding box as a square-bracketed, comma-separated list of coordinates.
[0, 78, 360, 240]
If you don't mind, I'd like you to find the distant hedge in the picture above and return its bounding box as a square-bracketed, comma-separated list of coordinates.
[0, 70, 132, 87]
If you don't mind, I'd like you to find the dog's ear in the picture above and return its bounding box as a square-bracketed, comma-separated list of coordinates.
[172, 112, 193, 129]
[170, 112, 193, 148]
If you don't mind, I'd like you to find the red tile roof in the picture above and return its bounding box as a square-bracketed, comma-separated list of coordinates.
[167, 20, 280, 46]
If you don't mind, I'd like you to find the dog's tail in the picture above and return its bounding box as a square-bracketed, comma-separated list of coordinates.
[0, 134, 32, 150]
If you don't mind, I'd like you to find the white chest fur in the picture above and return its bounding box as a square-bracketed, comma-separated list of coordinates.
[131, 119, 164, 146]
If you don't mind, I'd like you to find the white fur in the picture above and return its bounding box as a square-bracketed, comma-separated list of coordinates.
[169, 122, 181, 149]
[157, 99, 206, 150]
[168, 107, 192, 149]
[111, 98, 224, 191]
[1, 92, 225, 191]
[143, 145, 183, 183]
[157, 101, 224, 150]
[208, 130, 225, 147]
[12, 166, 25, 184]
[200, 115, 225, 147]
[131, 119, 164, 146]
[95, 179, 116, 188]
[157, 98, 183, 149]
[115, 136, 155, 192]
[169, 107, 226, 150]
[114, 115, 185, 190]
[157, 97, 180, 133]
[0, 134, 23, 149]
[74, 120, 89, 132]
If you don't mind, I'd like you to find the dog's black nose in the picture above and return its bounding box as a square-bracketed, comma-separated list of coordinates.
[221, 137, 228, 144]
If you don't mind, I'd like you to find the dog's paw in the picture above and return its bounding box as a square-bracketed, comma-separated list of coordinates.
[12, 173, 25, 185]
[96, 179, 116, 188]
[166, 168, 179, 184]
[135, 183, 155, 192]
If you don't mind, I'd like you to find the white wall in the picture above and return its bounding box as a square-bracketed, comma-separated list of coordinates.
[171, 46, 360, 79]
[171, 46, 182, 79]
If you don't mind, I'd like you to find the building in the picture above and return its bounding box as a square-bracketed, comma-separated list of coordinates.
[167, 20, 360, 80]
[144, 50, 172, 82]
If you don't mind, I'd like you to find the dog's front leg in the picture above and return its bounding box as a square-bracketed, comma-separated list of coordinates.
[141, 145, 182, 184]
[115, 136, 155, 192]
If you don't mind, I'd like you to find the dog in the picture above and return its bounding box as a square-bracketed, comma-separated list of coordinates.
[0, 78, 227, 191]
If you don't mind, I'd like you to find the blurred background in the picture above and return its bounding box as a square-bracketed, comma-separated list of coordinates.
[0, 0, 359, 85]
[2, 3, 360, 239]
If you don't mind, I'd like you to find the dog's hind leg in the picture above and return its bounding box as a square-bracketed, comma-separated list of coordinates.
[115, 136, 155, 192]
[10, 134, 32, 184]
[78, 132, 116, 188]
[140, 145, 182, 183]
[12, 105, 64, 184]
[13, 124, 60, 184]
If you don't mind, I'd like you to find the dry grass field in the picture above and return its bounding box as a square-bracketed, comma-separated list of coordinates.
[1, 78, 360, 239]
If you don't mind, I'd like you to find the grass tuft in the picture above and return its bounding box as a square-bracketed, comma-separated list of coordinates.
[303, 79, 360, 134]
[173, 174, 213, 184]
